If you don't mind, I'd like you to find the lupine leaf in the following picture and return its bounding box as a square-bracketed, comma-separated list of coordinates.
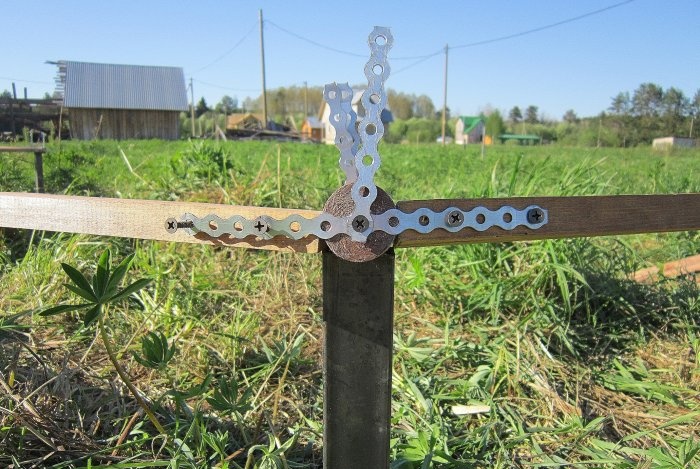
[93, 250, 111, 299]
[39, 303, 91, 317]
[108, 278, 152, 303]
[61, 263, 95, 298]
[105, 253, 135, 299]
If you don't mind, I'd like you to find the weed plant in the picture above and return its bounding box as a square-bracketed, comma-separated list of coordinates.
[0, 141, 698, 467]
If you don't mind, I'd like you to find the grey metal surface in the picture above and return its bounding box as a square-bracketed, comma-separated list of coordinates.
[323, 250, 394, 469]
[176, 204, 548, 239]
[60, 61, 188, 111]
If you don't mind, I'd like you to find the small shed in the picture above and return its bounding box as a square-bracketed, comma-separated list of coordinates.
[56, 61, 188, 140]
[318, 90, 393, 145]
[455, 116, 484, 144]
[301, 117, 324, 142]
[652, 137, 697, 150]
[226, 113, 265, 130]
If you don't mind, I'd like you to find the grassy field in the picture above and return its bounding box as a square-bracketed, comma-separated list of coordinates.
[0, 140, 698, 468]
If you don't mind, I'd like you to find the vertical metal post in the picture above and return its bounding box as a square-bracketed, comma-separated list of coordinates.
[33, 151, 44, 193]
[322, 250, 394, 469]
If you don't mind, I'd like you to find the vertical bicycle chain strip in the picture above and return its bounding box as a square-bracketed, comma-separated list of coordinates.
[324, 82, 359, 184]
[167, 27, 549, 244]
[348, 27, 394, 240]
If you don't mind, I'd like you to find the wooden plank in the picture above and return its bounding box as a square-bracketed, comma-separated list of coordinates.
[0, 192, 322, 253]
[396, 194, 700, 248]
[0, 146, 46, 153]
[632, 254, 700, 284]
[2, 193, 699, 253]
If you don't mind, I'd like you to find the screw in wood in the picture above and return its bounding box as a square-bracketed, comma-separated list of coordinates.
[527, 208, 544, 224]
[165, 218, 194, 233]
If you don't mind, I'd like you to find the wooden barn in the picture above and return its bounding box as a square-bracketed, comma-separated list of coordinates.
[55, 61, 188, 140]
[226, 113, 265, 131]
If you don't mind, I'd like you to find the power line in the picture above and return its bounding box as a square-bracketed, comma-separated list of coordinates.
[265, 19, 365, 58]
[452, 0, 637, 50]
[265, 19, 440, 61]
[192, 21, 258, 73]
[392, 50, 443, 76]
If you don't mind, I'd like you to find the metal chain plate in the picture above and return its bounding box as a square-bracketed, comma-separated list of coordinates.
[166, 26, 549, 247]
[170, 205, 548, 240]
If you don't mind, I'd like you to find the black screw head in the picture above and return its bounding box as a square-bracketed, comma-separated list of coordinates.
[253, 218, 269, 233]
[527, 208, 544, 224]
[352, 215, 369, 233]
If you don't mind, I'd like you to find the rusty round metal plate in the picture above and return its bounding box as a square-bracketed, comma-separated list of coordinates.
[323, 184, 396, 262]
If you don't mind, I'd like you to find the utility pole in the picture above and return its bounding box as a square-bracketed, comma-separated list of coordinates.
[690, 116, 695, 138]
[189, 78, 196, 138]
[304, 81, 308, 118]
[259, 9, 268, 130]
[10, 82, 17, 136]
[441, 44, 448, 146]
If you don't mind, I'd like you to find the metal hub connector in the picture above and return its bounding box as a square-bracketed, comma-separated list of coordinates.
[167, 27, 550, 261]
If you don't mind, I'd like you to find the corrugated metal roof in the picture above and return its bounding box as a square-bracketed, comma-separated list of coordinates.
[61, 61, 188, 111]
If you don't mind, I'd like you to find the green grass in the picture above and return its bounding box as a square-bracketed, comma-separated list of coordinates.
[0, 140, 699, 468]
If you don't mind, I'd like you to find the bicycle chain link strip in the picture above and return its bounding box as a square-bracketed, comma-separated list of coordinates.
[166, 27, 549, 244]
[346, 26, 394, 240]
[174, 205, 548, 240]
[324, 82, 359, 183]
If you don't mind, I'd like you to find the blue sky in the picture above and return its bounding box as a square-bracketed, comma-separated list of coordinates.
[2, 0, 698, 119]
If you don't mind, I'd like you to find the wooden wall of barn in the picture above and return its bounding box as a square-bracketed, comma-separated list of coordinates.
[67, 109, 181, 140]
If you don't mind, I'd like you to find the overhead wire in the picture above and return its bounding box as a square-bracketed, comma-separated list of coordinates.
[452, 0, 637, 50]
[187, 0, 637, 94]
[192, 21, 258, 73]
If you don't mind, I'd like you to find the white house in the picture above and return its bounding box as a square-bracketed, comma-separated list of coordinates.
[318, 90, 393, 145]
[455, 116, 485, 145]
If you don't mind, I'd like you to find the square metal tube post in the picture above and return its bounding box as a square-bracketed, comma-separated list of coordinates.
[322, 249, 395, 469]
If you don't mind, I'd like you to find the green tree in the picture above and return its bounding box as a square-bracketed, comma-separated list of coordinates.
[195, 97, 210, 118]
[525, 105, 539, 124]
[508, 106, 522, 124]
[215, 95, 238, 114]
[485, 110, 505, 139]
[562, 109, 578, 124]
[387, 90, 413, 120]
[631, 82, 663, 117]
[661, 87, 689, 136]
[413, 94, 436, 119]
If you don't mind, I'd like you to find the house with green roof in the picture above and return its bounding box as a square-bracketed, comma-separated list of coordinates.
[455, 116, 484, 144]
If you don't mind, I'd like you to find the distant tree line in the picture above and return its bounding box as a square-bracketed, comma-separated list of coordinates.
[176, 81, 699, 145]
[504, 84, 699, 146]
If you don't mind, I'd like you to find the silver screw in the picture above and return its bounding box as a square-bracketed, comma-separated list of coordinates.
[352, 215, 369, 233]
[445, 210, 464, 227]
[527, 208, 544, 224]
[165, 218, 193, 233]
[253, 218, 270, 233]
